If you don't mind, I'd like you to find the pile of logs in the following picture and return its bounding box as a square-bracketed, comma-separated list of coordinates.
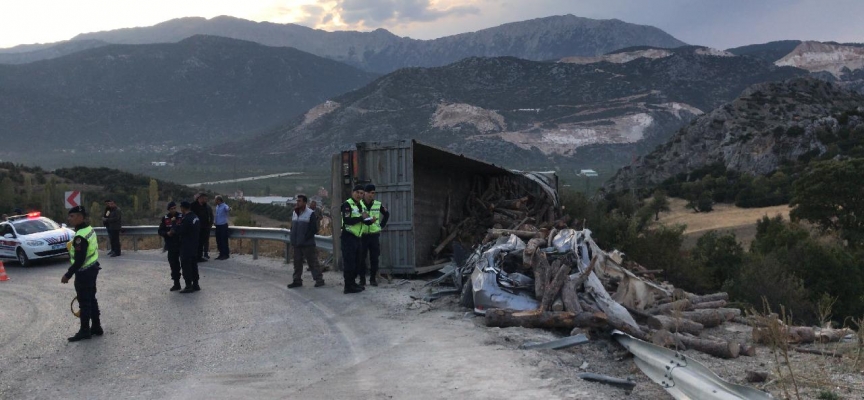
[432, 174, 561, 260]
[477, 228, 851, 360]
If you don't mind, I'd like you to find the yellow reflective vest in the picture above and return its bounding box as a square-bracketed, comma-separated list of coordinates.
[363, 200, 383, 234]
[69, 225, 99, 269]
[343, 198, 365, 237]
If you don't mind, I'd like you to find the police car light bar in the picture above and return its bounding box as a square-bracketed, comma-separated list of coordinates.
[27, 212, 41, 218]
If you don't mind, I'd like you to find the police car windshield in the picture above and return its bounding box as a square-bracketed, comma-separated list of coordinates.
[14, 218, 60, 235]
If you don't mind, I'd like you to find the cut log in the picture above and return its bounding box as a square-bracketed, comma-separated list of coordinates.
[485, 309, 577, 329]
[680, 308, 741, 328]
[740, 343, 757, 357]
[533, 253, 550, 300]
[692, 300, 728, 309]
[523, 238, 547, 270]
[487, 229, 545, 240]
[540, 261, 571, 311]
[817, 328, 853, 343]
[686, 292, 729, 304]
[562, 279, 583, 313]
[433, 219, 467, 257]
[493, 212, 515, 226]
[674, 333, 740, 359]
[648, 299, 692, 315]
[496, 196, 529, 211]
[573, 311, 609, 329]
[647, 315, 704, 335]
[753, 326, 816, 345]
[494, 208, 527, 220]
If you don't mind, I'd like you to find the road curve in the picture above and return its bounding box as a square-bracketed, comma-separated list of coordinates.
[0, 251, 562, 400]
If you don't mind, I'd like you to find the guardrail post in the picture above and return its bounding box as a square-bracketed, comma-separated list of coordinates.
[133, 237, 138, 252]
[252, 239, 259, 260]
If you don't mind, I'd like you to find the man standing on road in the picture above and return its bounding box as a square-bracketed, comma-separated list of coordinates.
[158, 202, 183, 291]
[172, 201, 201, 294]
[190, 193, 213, 263]
[358, 184, 389, 287]
[340, 185, 372, 294]
[62, 206, 103, 342]
[287, 194, 324, 288]
[102, 199, 122, 257]
[213, 196, 231, 260]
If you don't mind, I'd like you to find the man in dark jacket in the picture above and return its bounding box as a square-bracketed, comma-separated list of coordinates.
[288, 195, 324, 288]
[189, 193, 213, 262]
[102, 199, 122, 257]
[158, 201, 183, 291]
[171, 201, 201, 293]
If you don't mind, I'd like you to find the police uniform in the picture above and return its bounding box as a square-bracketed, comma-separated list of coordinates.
[64, 206, 102, 342]
[172, 201, 201, 293]
[341, 185, 371, 294]
[158, 201, 183, 291]
[359, 184, 390, 287]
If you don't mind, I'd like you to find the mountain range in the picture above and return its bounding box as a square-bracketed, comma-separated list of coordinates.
[178, 46, 806, 172]
[0, 15, 687, 73]
[0, 35, 377, 150]
[605, 77, 864, 194]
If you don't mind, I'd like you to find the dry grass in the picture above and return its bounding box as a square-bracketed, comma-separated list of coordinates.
[656, 198, 792, 248]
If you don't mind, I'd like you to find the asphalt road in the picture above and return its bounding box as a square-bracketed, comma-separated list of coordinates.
[0, 251, 563, 400]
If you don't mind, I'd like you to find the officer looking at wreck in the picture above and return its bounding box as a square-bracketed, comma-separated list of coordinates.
[358, 184, 389, 287]
[340, 185, 373, 294]
[61, 206, 103, 342]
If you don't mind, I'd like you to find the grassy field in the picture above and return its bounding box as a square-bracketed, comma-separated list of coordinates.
[656, 197, 792, 249]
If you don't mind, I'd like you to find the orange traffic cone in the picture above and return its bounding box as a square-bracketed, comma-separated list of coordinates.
[0, 261, 9, 282]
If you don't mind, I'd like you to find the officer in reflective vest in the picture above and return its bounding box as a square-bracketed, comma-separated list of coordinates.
[340, 184, 373, 294]
[358, 184, 389, 287]
[61, 205, 103, 342]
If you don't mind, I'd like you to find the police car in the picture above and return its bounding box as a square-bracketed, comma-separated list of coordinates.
[0, 213, 75, 267]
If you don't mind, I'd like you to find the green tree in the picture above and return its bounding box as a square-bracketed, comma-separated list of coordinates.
[692, 231, 745, 290]
[133, 195, 140, 213]
[43, 178, 56, 217]
[648, 190, 670, 221]
[148, 179, 159, 212]
[790, 159, 864, 247]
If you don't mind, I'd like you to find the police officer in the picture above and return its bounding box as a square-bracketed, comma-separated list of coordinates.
[340, 185, 372, 294]
[358, 184, 389, 287]
[61, 206, 103, 342]
[158, 201, 183, 291]
[171, 201, 201, 294]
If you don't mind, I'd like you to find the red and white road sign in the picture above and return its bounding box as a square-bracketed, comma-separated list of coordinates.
[64, 191, 81, 209]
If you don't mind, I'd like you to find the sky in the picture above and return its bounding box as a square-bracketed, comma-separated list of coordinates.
[1, 0, 862, 50]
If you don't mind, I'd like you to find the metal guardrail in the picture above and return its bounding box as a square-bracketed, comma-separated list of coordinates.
[613, 331, 773, 400]
[92, 226, 333, 262]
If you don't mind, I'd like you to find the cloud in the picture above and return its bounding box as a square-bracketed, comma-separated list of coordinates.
[333, 0, 479, 26]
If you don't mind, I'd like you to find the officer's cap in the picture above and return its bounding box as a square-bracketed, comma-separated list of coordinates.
[364, 184, 376, 192]
[352, 184, 365, 192]
[68, 206, 87, 216]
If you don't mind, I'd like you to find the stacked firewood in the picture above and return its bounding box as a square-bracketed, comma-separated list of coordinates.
[433, 174, 560, 260]
[478, 228, 850, 360]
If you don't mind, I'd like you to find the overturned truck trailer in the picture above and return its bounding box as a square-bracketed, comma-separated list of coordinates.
[331, 140, 559, 274]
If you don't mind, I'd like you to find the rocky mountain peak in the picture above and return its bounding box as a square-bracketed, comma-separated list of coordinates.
[605, 78, 864, 194]
[775, 41, 864, 77]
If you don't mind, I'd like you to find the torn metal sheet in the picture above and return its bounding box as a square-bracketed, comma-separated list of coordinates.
[470, 235, 537, 314]
[613, 331, 773, 400]
[470, 267, 539, 314]
[576, 373, 637, 392]
[520, 333, 589, 350]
